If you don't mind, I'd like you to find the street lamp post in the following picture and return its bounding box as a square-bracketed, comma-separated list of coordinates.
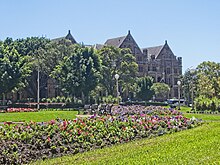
[37, 63, 40, 110]
[177, 80, 181, 110]
[190, 68, 196, 110]
[115, 74, 120, 104]
[191, 84, 194, 110]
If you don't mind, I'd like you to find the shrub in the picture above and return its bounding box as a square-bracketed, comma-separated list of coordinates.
[195, 96, 220, 112]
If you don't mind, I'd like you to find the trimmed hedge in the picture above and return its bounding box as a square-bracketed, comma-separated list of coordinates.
[122, 101, 168, 106]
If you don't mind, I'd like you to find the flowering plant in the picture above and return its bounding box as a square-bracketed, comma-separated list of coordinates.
[0, 105, 202, 164]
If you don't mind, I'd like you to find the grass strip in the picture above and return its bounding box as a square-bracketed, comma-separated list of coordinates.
[183, 113, 220, 121]
[0, 111, 78, 122]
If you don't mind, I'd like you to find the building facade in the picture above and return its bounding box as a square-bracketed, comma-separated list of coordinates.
[103, 31, 182, 98]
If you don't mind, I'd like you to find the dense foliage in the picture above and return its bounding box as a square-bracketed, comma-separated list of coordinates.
[0, 106, 202, 164]
[183, 61, 220, 111]
[136, 76, 154, 101]
[151, 83, 170, 101]
[0, 39, 31, 97]
[51, 44, 101, 103]
[98, 46, 138, 100]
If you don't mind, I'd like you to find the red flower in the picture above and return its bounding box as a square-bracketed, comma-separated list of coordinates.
[47, 136, 51, 142]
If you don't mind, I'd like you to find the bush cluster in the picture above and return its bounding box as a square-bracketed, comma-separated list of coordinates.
[195, 96, 220, 112]
[123, 101, 168, 106]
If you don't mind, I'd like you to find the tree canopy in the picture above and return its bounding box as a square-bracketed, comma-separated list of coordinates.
[0, 39, 31, 96]
[136, 76, 154, 101]
[51, 44, 101, 103]
[98, 46, 138, 100]
[151, 83, 170, 101]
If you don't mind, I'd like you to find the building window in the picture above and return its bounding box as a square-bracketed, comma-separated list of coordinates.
[152, 66, 157, 71]
[166, 68, 171, 74]
[148, 66, 151, 71]
[174, 78, 178, 85]
[168, 78, 171, 84]
[174, 68, 178, 74]
[174, 88, 178, 98]
[139, 66, 143, 72]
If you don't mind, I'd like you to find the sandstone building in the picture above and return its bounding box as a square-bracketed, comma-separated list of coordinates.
[102, 30, 182, 98]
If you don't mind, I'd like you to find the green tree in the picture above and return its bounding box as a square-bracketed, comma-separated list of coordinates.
[38, 39, 73, 75]
[51, 44, 101, 103]
[196, 61, 220, 98]
[0, 40, 31, 104]
[12, 37, 50, 99]
[182, 68, 197, 105]
[98, 46, 138, 100]
[151, 83, 170, 101]
[136, 76, 154, 101]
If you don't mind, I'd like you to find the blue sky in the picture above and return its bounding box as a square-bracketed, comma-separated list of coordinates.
[1, 0, 220, 72]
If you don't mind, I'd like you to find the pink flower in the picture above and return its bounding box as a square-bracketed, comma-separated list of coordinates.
[152, 119, 157, 124]
[47, 136, 51, 142]
[50, 120, 56, 125]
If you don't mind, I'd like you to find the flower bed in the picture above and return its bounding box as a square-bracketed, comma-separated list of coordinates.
[5, 108, 37, 113]
[111, 105, 182, 116]
[0, 106, 203, 164]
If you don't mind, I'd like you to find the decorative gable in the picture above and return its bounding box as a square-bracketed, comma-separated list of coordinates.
[157, 41, 175, 60]
[119, 30, 143, 57]
[52, 30, 77, 44]
[65, 30, 77, 44]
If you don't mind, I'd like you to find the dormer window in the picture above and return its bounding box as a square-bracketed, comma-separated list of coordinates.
[151, 55, 155, 60]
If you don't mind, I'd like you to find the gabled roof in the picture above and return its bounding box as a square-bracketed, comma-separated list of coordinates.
[93, 44, 104, 50]
[52, 30, 77, 44]
[143, 45, 164, 57]
[104, 36, 126, 47]
[52, 37, 65, 42]
[65, 30, 77, 44]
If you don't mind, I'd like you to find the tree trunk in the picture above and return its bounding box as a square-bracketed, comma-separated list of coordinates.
[3, 93, 5, 106]
[81, 91, 85, 104]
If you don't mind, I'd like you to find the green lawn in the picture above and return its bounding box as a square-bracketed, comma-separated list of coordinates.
[32, 122, 220, 165]
[184, 113, 220, 121]
[178, 106, 191, 112]
[0, 110, 78, 122]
